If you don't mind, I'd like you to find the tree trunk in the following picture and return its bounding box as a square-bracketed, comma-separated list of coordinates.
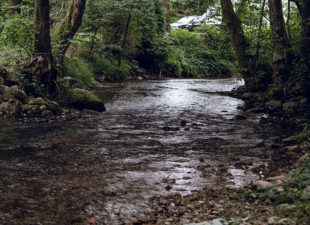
[291, 0, 310, 99]
[220, 0, 253, 87]
[162, 0, 171, 35]
[34, 0, 52, 55]
[287, 0, 291, 40]
[23, 0, 57, 97]
[115, 13, 132, 79]
[52, 0, 87, 67]
[294, 0, 310, 58]
[268, 0, 290, 84]
[254, 0, 266, 66]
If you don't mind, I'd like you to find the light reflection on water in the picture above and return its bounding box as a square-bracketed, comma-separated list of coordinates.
[0, 78, 283, 225]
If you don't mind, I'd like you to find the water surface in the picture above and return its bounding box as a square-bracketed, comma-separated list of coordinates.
[0, 78, 280, 224]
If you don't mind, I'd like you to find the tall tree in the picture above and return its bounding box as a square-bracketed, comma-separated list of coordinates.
[292, 0, 310, 58]
[23, 0, 57, 96]
[52, 0, 87, 67]
[220, 0, 252, 87]
[268, 0, 290, 84]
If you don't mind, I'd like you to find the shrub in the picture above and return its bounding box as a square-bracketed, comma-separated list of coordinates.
[64, 57, 95, 86]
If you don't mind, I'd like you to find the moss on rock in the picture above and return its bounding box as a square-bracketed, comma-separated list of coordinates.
[32, 97, 48, 106]
[68, 88, 106, 112]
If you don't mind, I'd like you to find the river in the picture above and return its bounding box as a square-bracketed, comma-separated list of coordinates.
[0, 78, 281, 224]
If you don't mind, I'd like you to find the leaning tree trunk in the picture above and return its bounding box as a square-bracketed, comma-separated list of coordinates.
[268, 0, 290, 85]
[220, 0, 254, 88]
[52, 0, 87, 68]
[162, 0, 171, 35]
[23, 0, 57, 97]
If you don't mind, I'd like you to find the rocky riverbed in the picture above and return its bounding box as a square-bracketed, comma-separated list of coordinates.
[0, 78, 300, 225]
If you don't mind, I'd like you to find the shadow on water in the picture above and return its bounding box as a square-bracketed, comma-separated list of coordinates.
[0, 78, 282, 224]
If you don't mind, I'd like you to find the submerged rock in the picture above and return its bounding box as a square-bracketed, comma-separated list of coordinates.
[283, 101, 299, 114]
[235, 115, 247, 120]
[265, 100, 282, 111]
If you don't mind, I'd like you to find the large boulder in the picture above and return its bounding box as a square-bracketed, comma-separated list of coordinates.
[0, 85, 10, 102]
[0, 85, 27, 103]
[8, 85, 27, 103]
[0, 99, 22, 117]
[68, 88, 106, 112]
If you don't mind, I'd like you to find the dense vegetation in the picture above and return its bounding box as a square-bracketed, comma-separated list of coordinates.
[0, 0, 236, 87]
[0, 0, 309, 110]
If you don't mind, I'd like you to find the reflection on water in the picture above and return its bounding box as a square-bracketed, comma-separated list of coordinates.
[0, 78, 282, 225]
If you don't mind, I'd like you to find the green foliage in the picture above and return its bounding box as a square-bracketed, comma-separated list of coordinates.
[289, 158, 310, 190]
[161, 46, 184, 77]
[297, 124, 310, 145]
[171, 0, 217, 15]
[0, 2, 34, 64]
[267, 85, 283, 100]
[64, 57, 95, 86]
[161, 28, 232, 78]
[243, 25, 273, 65]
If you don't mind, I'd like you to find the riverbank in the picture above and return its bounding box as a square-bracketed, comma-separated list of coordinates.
[126, 85, 310, 225]
[128, 131, 310, 225]
[0, 66, 106, 121]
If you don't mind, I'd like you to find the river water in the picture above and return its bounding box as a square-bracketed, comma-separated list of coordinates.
[0, 78, 281, 224]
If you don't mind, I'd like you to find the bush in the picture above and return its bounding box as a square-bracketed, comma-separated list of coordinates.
[162, 28, 233, 78]
[64, 57, 95, 86]
[161, 46, 184, 77]
[0, 2, 34, 64]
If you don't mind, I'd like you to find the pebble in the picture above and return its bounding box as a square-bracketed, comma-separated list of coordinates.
[266, 175, 285, 181]
[279, 203, 296, 212]
[267, 216, 281, 224]
[254, 180, 273, 188]
[301, 186, 310, 200]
